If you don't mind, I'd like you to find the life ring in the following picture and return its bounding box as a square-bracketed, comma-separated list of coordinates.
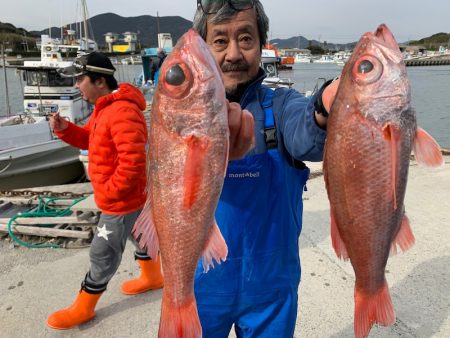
[265, 64, 275, 74]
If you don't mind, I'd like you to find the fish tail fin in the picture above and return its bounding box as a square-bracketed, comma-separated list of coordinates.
[159, 293, 201, 338]
[390, 214, 415, 255]
[413, 127, 444, 167]
[330, 210, 349, 260]
[132, 198, 160, 260]
[201, 220, 228, 272]
[354, 280, 395, 338]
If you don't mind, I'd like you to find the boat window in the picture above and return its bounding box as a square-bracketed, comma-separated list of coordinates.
[27, 71, 49, 86]
[25, 70, 74, 87]
[49, 70, 74, 86]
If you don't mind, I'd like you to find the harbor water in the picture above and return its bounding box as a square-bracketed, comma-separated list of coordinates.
[1, 63, 449, 148]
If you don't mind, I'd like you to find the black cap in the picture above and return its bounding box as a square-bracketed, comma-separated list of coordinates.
[58, 52, 116, 77]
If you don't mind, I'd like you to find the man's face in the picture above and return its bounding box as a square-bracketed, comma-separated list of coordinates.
[75, 75, 104, 104]
[205, 9, 261, 94]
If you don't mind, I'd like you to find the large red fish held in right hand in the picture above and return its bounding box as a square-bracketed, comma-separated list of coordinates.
[323, 24, 444, 338]
[133, 29, 229, 338]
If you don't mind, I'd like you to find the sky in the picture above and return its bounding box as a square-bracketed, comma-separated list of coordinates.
[1, 0, 449, 44]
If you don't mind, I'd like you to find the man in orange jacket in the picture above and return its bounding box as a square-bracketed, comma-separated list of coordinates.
[47, 52, 163, 330]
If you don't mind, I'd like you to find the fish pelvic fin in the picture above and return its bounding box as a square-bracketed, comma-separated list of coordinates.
[413, 127, 444, 167]
[330, 209, 349, 261]
[202, 219, 228, 272]
[354, 280, 395, 338]
[132, 198, 160, 260]
[390, 214, 415, 255]
[159, 292, 201, 338]
[183, 135, 211, 209]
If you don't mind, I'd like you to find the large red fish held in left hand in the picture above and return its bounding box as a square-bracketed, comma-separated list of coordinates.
[132, 29, 229, 338]
[323, 24, 444, 338]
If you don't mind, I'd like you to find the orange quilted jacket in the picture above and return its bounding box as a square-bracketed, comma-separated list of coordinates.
[56, 83, 148, 214]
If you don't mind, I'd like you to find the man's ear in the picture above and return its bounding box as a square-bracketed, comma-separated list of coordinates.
[95, 77, 107, 88]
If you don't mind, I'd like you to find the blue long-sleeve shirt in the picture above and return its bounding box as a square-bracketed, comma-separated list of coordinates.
[239, 69, 326, 163]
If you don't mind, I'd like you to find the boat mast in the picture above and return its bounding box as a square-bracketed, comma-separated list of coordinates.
[82, 0, 89, 50]
[1, 43, 11, 117]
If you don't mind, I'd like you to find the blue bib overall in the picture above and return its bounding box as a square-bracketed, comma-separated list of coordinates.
[194, 88, 310, 338]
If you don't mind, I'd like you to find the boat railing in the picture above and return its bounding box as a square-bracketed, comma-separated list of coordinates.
[0, 156, 13, 174]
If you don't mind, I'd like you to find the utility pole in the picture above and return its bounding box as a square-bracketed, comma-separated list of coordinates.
[22, 32, 29, 52]
[157, 11, 160, 34]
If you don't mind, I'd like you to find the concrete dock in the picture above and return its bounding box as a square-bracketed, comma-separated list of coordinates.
[1, 156, 449, 337]
[405, 54, 450, 66]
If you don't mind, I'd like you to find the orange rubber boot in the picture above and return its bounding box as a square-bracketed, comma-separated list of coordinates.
[47, 290, 102, 330]
[121, 258, 164, 295]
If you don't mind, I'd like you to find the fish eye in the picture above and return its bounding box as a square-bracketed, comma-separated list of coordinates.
[160, 61, 193, 99]
[166, 64, 185, 86]
[352, 54, 383, 85]
[358, 60, 374, 74]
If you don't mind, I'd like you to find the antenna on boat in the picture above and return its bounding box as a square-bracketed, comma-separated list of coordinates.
[1, 43, 11, 117]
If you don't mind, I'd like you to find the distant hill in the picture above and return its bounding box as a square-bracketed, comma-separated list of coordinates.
[0, 22, 38, 51]
[32, 13, 193, 49]
[270, 35, 356, 51]
[2, 15, 448, 53]
[408, 32, 450, 49]
[30, 12, 355, 51]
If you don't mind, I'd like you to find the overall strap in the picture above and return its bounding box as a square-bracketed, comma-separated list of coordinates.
[261, 87, 307, 170]
[261, 88, 277, 149]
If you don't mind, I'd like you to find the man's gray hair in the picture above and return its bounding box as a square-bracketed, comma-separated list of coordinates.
[193, 1, 269, 50]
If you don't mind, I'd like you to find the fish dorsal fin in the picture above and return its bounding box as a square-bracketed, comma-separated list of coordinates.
[390, 214, 415, 255]
[132, 197, 160, 260]
[201, 219, 228, 272]
[330, 208, 349, 261]
[413, 127, 444, 167]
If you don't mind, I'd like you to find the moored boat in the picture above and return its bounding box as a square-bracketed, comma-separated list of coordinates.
[294, 53, 312, 63]
[0, 35, 92, 189]
[261, 48, 294, 89]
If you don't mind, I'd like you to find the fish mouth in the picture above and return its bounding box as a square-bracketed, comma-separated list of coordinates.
[356, 24, 402, 64]
[183, 29, 220, 82]
[374, 24, 398, 50]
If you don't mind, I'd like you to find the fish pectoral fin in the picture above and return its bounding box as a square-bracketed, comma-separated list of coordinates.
[390, 214, 415, 255]
[330, 209, 349, 261]
[413, 127, 444, 167]
[183, 135, 211, 209]
[354, 280, 395, 338]
[383, 123, 401, 210]
[132, 199, 160, 260]
[201, 219, 228, 272]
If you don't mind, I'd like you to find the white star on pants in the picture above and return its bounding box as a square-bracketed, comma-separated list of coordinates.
[97, 224, 113, 241]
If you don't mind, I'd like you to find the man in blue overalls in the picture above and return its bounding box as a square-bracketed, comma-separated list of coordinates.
[192, 1, 339, 337]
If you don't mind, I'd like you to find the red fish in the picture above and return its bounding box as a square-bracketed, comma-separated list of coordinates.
[323, 24, 444, 338]
[132, 29, 229, 338]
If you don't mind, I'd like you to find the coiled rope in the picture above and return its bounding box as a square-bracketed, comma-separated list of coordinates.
[7, 196, 86, 249]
